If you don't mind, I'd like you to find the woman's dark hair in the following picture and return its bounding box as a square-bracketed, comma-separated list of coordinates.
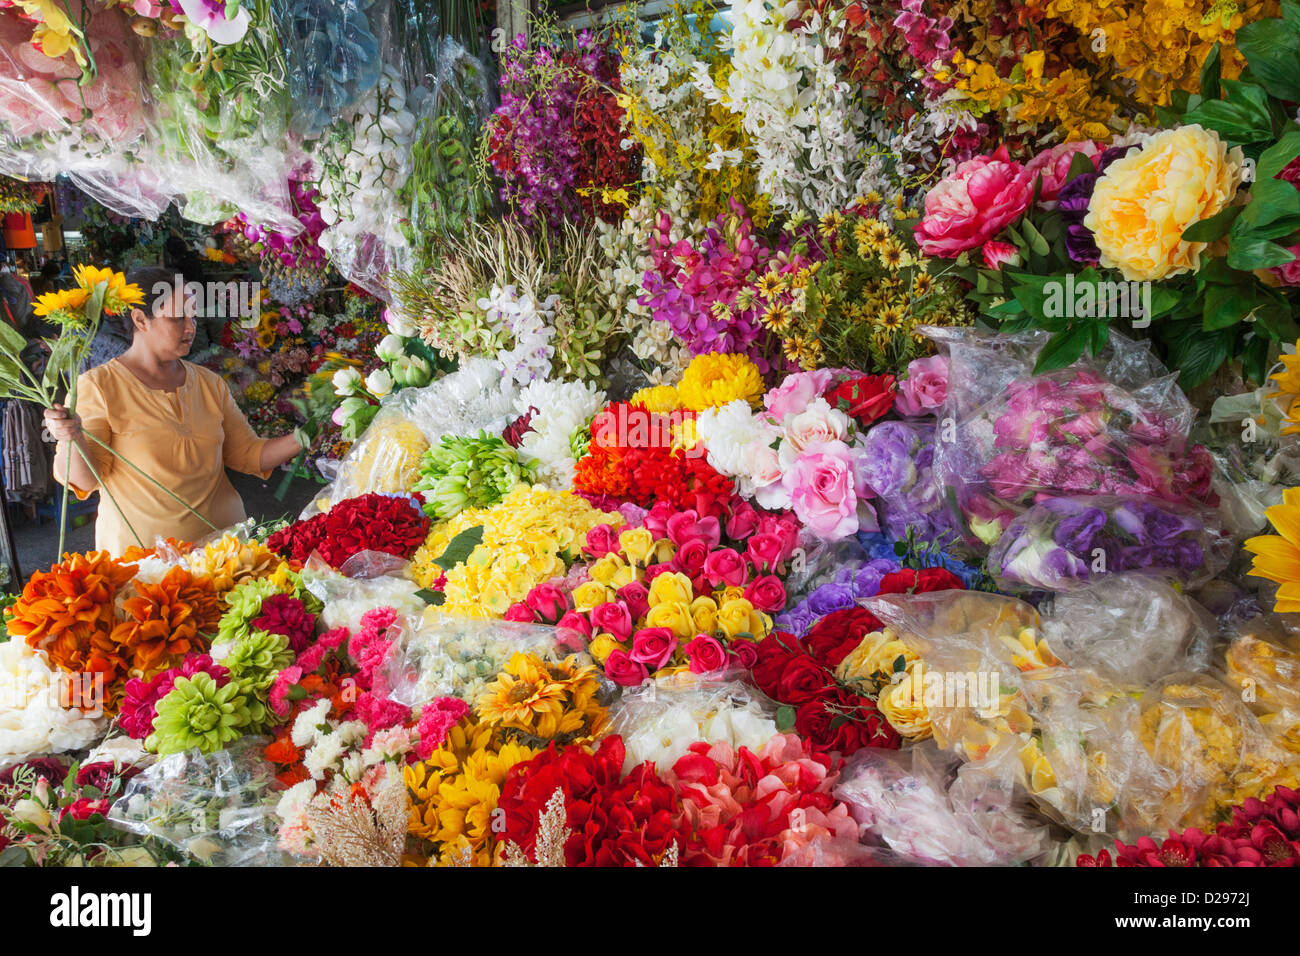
[122, 266, 184, 338]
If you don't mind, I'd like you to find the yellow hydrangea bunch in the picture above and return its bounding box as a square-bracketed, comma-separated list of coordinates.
[339, 417, 430, 498]
[410, 485, 622, 618]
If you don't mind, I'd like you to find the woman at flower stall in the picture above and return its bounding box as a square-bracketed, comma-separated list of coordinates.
[41, 267, 307, 556]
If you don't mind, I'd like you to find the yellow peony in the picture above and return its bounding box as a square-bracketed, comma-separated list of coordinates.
[676, 352, 765, 411]
[1084, 125, 1243, 281]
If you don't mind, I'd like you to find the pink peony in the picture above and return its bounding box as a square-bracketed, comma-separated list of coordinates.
[894, 355, 950, 417]
[1025, 140, 1105, 206]
[914, 146, 1035, 257]
[782, 442, 863, 541]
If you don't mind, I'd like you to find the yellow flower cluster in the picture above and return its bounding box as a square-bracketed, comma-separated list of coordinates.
[948, 50, 1116, 142]
[1244, 487, 1300, 613]
[676, 352, 764, 411]
[404, 718, 538, 867]
[1265, 348, 1300, 436]
[184, 534, 289, 599]
[1044, 0, 1280, 109]
[1084, 125, 1243, 282]
[629, 384, 684, 413]
[341, 418, 430, 497]
[476, 651, 608, 744]
[1226, 624, 1300, 755]
[410, 485, 622, 618]
[244, 381, 275, 405]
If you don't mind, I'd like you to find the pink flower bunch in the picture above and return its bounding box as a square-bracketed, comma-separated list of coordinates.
[415, 697, 471, 760]
[233, 168, 328, 271]
[640, 200, 802, 372]
[119, 654, 230, 739]
[665, 733, 858, 866]
[978, 371, 1216, 514]
[1080, 786, 1300, 867]
[894, 355, 949, 417]
[913, 145, 1035, 257]
[1025, 140, 1107, 207]
[348, 607, 399, 696]
[252, 594, 317, 654]
[891, 0, 958, 93]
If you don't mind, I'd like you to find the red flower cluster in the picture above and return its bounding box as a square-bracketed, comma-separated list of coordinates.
[571, 47, 641, 223]
[497, 736, 696, 866]
[1079, 787, 1300, 867]
[751, 608, 900, 756]
[266, 493, 430, 569]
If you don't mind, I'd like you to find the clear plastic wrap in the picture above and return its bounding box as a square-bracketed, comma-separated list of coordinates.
[1039, 575, 1215, 687]
[782, 535, 869, 602]
[107, 738, 304, 866]
[326, 402, 432, 504]
[298, 558, 426, 632]
[607, 676, 780, 775]
[986, 495, 1230, 593]
[384, 614, 589, 708]
[922, 326, 1215, 544]
[1223, 615, 1300, 715]
[832, 741, 1050, 866]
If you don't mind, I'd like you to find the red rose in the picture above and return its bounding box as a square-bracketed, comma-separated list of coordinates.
[744, 574, 787, 614]
[729, 638, 759, 669]
[795, 689, 899, 756]
[776, 655, 835, 705]
[685, 634, 729, 674]
[877, 567, 965, 596]
[804, 607, 884, 668]
[746, 533, 784, 573]
[823, 374, 897, 426]
[703, 548, 748, 588]
[751, 633, 799, 695]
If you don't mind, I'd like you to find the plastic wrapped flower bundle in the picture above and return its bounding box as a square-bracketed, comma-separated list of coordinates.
[412, 432, 536, 521]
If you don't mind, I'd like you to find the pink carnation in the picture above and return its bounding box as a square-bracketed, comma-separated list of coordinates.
[914, 146, 1035, 257]
[416, 697, 471, 759]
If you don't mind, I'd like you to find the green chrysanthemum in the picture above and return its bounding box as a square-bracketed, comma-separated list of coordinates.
[146, 673, 251, 756]
[217, 577, 282, 646]
[219, 628, 292, 730]
[413, 431, 536, 521]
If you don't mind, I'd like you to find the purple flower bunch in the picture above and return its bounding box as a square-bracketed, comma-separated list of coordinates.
[987, 495, 1215, 592]
[639, 199, 802, 372]
[855, 420, 960, 547]
[235, 168, 328, 270]
[775, 558, 902, 637]
[1057, 145, 1130, 264]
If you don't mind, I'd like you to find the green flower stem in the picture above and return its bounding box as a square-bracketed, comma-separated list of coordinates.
[80, 432, 220, 532]
[70, 441, 143, 551]
[57, 371, 78, 559]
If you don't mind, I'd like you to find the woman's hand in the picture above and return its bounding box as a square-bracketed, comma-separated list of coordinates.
[43, 404, 83, 443]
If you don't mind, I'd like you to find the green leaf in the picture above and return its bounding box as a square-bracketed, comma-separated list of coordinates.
[1200, 42, 1222, 101]
[0, 320, 26, 356]
[1090, 320, 1110, 356]
[1033, 325, 1091, 374]
[1020, 218, 1051, 257]
[1203, 284, 1247, 330]
[1065, 149, 1097, 185]
[1237, 16, 1300, 104]
[1183, 204, 1243, 242]
[1167, 328, 1233, 388]
[414, 588, 446, 606]
[1241, 334, 1272, 386]
[0, 846, 27, 867]
[429, 525, 485, 570]
[1240, 176, 1300, 229]
[1183, 79, 1274, 143]
[1258, 126, 1300, 181]
[776, 705, 796, 732]
[1227, 237, 1297, 270]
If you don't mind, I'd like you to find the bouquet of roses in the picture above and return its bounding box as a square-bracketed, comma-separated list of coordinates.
[987, 496, 1225, 592]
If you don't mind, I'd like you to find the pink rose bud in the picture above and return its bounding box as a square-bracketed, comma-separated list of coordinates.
[590, 601, 633, 642]
[524, 584, 568, 624]
[617, 581, 650, 620]
[981, 240, 1021, 271]
[504, 602, 536, 623]
[556, 611, 593, 639]
[744, 574, 787, 613]
[643, 562, 675, 583]
[725, 501, 759, 541]
[746, 533, 784, 572]
[643, 501, 674, 540]
[604, 649, 650, 687]
[703, 548, 748, 589]
[629, 627, 677, 670]
[684, 634, 729, 675]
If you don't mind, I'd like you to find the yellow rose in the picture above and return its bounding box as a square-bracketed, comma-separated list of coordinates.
[645, 601, 696, 639]
[650, 538, 676, 563]
[588, 553, 627, 585]
[716, 585, 746, 606]
[878, 668, 933, 741]
[588, 634, 625, 664]
[716, 598, 756, 639]
[573, 581, 616, 613]
[1020, 739, 1058, 795]
[690, 596, 718, 635]
[835, 628, 918, 684]
[1084, 125, 1243, 281]
[619, 527, 655, 565]
[648, 571, 694, 608]
[610, 565, 638, 589]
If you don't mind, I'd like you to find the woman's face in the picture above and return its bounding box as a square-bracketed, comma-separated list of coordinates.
[134, 288, 195, 359]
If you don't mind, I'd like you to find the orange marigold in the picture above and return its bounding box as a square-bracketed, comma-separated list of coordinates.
[111, 567, 220, 678]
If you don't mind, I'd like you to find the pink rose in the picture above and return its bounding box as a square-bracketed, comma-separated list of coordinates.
[765, 369, 835, 420]
[782, 441, 862, 541]
[630, 628, 677, 670]
[756, 512, 802, 562]
[582, 524, 621, 558]
[729, 638, 760, 670]
[673, 538, 710, 576]
[780, 398, 850, 455]
[684, 634, 729, 674]
[744, 574, 787, 613]
[894, 355, 950, 417]
[524, 584, 568, 624]
[703, 548, 748, 588]
[504, 602, 536, 623]
[666, 510, 722, 549]
[1025, 139, 1104, 206]
[725, 500, 760, 541]
[590, 601, 633, 642]
[604, 649, 650, 686]
[617, 581, 650, 620]
[746, 532, 784, 572]
[556, 611, 594, 639]
[643, 501, 674, 541]
[981, 241, 1021, 271]
[913, 146, 1035, 257]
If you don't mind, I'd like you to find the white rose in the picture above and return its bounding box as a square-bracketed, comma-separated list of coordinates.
[779, 397, 849, 466]
[365, 368, 394, 399]
[10, 797, 51, 828]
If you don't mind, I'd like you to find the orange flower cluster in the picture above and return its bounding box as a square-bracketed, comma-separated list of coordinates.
[4, 552, 221, 714]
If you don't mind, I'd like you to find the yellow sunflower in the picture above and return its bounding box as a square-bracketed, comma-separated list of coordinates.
[1245, 487, 1300, 612]
[475, 653, 569, 731]
[72, 264, 144, 315]
[32, 287, 90, 319]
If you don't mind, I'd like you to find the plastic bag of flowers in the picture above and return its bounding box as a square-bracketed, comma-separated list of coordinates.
[1038, 575, 1216, 687]
[1223, 616, 1300, 756]
[832, 740, 1051, 866]
[382, 615, 592, 708]
[107, 737, 306, 866]
[986, 496, 1231, 593]
[606, 673, 782, 775]
[298, 557, 426, 632]
[322, 405, 432, 504]
[923, 326, 1213, 545]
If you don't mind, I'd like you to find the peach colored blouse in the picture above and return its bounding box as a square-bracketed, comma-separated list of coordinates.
[59, 358, 270, 556]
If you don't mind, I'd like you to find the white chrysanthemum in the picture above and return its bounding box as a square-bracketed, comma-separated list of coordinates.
[303, 733, 345, 780]
[0, 641, 106, 765]
[291, 698, 332, 749]
[513, 379, 607, 488]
